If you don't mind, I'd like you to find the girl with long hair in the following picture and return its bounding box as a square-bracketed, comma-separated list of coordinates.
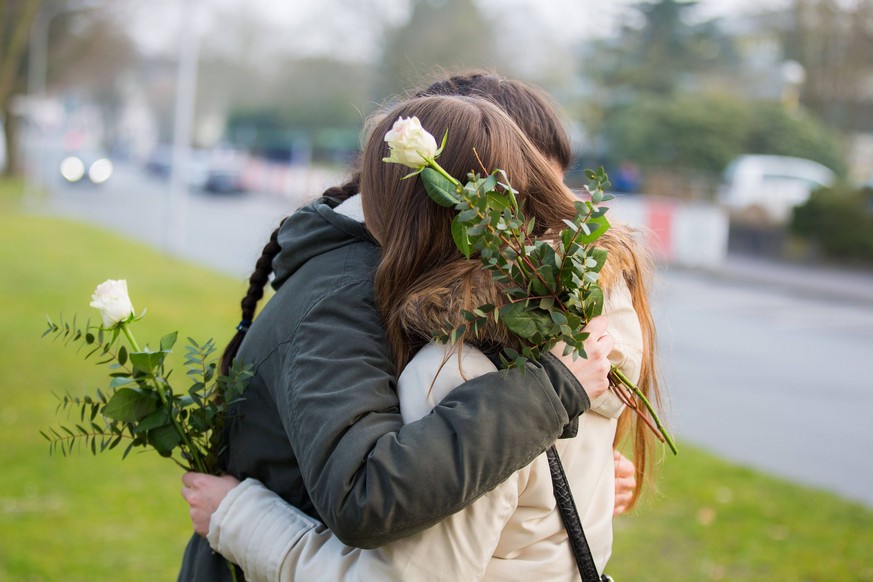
[183, 94, 662, 581]
[178, 75, 622, 582]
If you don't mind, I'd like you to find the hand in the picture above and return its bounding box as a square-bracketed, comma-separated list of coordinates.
[550, 315, 614, 403]
[181, 472, 241, 537]
[613, 450, 636, 515]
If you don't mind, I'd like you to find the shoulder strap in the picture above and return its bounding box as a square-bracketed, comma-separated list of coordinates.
[547, 445, 602, 582]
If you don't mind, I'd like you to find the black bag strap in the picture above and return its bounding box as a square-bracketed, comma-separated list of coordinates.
[547, 445, 602, 582]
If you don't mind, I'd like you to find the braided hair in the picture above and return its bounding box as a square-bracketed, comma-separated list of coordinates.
[219, 176, 360, 374]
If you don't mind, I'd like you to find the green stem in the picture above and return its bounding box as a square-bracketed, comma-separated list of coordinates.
[227, 559, 239, 582]
[119, 323, 207, 472]
[611, 365, 678, 455]
[428, 159, 462, 188]
[120, 323, 141, 352]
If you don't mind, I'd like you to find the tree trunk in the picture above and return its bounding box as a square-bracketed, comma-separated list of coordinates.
[2, 102, 21, 178]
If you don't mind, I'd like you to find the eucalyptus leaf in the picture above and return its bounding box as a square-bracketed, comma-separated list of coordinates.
[583, 286, 605, 319]
[102, 388, 158, 423]
[160, 332, 178, 351]
[421, 167, 459, 207]
[451, 219, 472, 259]
[500, 302, 557, 340]
[147, 424, 181, 457]
[134, 409, 170, 433]
[129, 351, 167, 375]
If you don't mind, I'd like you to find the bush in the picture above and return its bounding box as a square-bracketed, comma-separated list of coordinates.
[790, 184, 873, 263]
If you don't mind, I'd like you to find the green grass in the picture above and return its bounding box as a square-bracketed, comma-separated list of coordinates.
[2, 178, 872, 581]
[0, 179, 241, 580]
[609, 445, 873, 581]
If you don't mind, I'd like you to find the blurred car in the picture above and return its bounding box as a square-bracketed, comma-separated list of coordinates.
[59, 151, 114, 185]
[718, 154, 836, 222]
[144, 144, 246, 194]
[203, 145, 248, 195]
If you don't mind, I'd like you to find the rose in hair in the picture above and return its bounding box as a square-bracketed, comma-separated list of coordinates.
[383, 116, 439, 169]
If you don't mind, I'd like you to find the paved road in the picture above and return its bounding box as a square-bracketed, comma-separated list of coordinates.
[33, 161, 873, 507]
[657, 267, 873, 507]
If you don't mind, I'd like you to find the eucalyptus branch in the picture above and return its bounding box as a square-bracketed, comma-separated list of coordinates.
[384, 120, 676, 455]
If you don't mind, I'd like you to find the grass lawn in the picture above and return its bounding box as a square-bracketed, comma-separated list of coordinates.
[1, 178, 872, 580]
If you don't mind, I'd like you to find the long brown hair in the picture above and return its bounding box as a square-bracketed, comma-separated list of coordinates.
[598, 223, 661, 511]
[361, 94, 662, 510]
[360, 95, 578, 368]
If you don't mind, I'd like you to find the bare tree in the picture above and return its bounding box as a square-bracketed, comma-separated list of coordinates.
[783, 0, 873, 130]
[1, 0, 43, 176]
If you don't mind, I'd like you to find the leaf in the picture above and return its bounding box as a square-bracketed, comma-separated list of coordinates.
[451, 219, 472, 259]
[486, 191, 510, 211]
[421, 167, 459, 207]
[583, 286, 605, 319]
[134, 409, 170, 433]
[160, 332, 178, 351]
[577, 214, 611, 244]
[109, 376, 134, 390]
[588, 248, 609, 273]
[500, 302, 558, 340]
[457, 208, 478, 222]
[129, 351, 167, 375]
[102, 388, 158, 423]
[147, 425, 182, 457]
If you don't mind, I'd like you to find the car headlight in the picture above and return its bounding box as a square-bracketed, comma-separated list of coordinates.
[60, 156, 86, 182]
[88, 158, 113, 184]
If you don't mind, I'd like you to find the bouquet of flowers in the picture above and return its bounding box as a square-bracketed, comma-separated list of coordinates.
[41, 280, 250, 470]
[383, 117, 677, 454]
[41, 280, 250, 579]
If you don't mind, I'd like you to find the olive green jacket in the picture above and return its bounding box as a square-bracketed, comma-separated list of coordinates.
[178, 197, 589, 581]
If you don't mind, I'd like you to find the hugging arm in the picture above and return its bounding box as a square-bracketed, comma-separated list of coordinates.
[279, 281, 590, 548]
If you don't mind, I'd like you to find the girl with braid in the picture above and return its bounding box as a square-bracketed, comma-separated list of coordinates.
[183, 94, 661, 581]
[179, 74, 652, 581]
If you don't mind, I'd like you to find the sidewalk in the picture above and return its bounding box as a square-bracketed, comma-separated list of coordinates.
[673, 254, 873, 305]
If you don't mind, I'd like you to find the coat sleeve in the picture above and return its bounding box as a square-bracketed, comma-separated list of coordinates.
[278, 279, 588, 548]
[208, 475, 519, 582]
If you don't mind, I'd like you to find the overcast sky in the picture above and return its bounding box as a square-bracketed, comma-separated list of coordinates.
[124, 0, 792, 61]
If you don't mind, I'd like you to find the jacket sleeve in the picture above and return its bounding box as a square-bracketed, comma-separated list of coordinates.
[209, 475, 519, 582]
[278, 280, 588, 549]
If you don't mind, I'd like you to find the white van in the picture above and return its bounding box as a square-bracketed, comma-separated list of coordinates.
[718, 154, 836, 222]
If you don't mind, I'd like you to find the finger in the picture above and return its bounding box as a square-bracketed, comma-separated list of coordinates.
[584, 315, 609, 336]
[596, 334, 615, 357]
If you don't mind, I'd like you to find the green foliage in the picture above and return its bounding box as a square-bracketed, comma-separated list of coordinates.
[790, 184, 873, 263]
[603, 95, 845, 176]
[426, 166, 612, 366]
[422, 159, 676, 453]
[41, 315, 252, 473]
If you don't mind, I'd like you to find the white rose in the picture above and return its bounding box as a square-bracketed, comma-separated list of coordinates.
[383, 116, 438, 169]
[90, 279, 135, 327]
